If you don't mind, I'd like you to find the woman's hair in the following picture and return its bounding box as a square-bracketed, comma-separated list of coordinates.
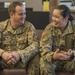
[56, 5, 74, 21]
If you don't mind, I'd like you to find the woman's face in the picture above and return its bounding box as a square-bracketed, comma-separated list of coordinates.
[52, 9, 67, 28]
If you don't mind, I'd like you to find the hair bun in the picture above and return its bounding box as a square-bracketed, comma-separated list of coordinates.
[69, 15, 74, 21]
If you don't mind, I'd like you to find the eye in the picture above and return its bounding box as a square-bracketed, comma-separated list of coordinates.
[19, 13, 23, 16]
[52, 14, 59, 18]
[19, 12, 26, 16]
[55, 16, 59, 18]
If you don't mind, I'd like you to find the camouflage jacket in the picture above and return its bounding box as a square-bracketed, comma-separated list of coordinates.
[0, 19, 39, 67]
[40, 22, 75, 62]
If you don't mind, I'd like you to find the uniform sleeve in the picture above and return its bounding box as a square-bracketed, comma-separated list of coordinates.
[72, 34, 75, 57]
[40, 25, 54, 62]
[0, 25, 5, 56]
[0, 49, 5, 56]
[72, 24, 75, 57]
[18, 24, 39, 64]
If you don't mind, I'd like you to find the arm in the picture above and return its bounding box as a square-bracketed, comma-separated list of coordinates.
[71, 40, 75, 58]
[40, 24, 54, 62]
[0, 30, 4, 56]
[17, 24, 39, 64]
[0, 49, 5, 56]
[0, 21, 15, 64]
[0, 31, 15, 64]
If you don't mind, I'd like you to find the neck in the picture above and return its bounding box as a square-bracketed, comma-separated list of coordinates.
[10, 19, 20, 29]
[60, 22, 68, 32]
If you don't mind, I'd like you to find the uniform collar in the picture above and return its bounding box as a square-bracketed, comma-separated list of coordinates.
[53, 22, 73, 37]
[7, 20, 25, 34]
[62, 22, 73, 36]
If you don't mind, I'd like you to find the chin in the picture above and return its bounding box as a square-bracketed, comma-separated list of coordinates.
[20, 21, 24, 24]
[54, 24, 59, 27]
[20, 20, 25, 24]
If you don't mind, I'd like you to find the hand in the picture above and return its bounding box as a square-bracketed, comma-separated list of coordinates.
[1, 52, 12, 62]
[7, 51, 20, 64]
[67, 49, 74, 60]
[53, 49, 70, 61]
[7, 57, 16, 64]
[67, 49, 72, 56]
[2, 51, 18, 65]
[11, 51, 20, 62]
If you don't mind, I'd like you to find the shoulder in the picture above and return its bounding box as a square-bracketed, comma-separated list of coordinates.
[71, 22, 75, 33]
[24, 21, 35, 29]
[41, 22, 54, 36]
[0, 19, 9, 31]
[44, 22, 54, 32]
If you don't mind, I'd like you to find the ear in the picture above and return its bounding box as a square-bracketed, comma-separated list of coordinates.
[64, 16, 68, 21]
[10, 12, 14, 17]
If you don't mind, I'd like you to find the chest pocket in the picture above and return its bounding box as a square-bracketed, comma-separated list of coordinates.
[2, 33, 17, 50]
[2, 33, 14, 45]
[2, 32, 28, 50]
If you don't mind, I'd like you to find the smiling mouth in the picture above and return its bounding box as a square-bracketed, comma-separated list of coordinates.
[54, 22, 58, 25]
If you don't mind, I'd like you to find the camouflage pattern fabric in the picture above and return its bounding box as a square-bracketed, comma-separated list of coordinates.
[0, 19, 39, 75]
[40, 22, 75, 75]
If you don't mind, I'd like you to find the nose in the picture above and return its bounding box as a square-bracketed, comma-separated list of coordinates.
[21, 13, 26, 19]
[52, 16, 56, 22]
[23, 14, 26, 19]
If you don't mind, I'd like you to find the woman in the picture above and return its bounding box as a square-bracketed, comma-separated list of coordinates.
[40, 5, 75, 75]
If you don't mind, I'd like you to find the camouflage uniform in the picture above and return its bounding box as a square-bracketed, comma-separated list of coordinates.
[0, 19, 40, 75]
[40, 22, 75, 75]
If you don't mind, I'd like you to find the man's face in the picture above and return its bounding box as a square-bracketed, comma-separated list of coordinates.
[11, 5, 26, 26]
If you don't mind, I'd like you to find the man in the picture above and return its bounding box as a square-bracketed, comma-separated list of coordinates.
[0, 2, 39, 75]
